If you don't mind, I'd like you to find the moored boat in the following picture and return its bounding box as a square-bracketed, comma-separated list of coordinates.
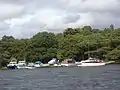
[7, 58, 17, 69]
[34, 61, 43, 68]
[17, 60, 27, 69]
[61, 59, 76, 67]
[7, 61, 17, 69]
[48, 58, 59, 65]
[77, 57, 106, 67]
[26, 63, 35, 69]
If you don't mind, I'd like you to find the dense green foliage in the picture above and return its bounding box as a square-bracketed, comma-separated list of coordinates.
[0, 25, 120, 67]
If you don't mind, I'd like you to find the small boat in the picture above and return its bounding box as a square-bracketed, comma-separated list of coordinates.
[7, 61, 17, 69]
[17, 61, 27, 69]
[77, 57, 106, 67]
[47, 58, 61, 67]
[34, 61, 43, 68]
[61, 59, 76, 67]
[26, 63, 35, 69]
[48, 58, 59, 65]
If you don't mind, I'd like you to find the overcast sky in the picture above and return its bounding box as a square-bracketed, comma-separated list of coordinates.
[0, 0, 120, 38]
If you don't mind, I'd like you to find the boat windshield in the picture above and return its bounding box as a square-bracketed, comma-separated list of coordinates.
[35, 61, 41, 64]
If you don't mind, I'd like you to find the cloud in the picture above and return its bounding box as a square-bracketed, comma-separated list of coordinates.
[0, 3, 24, 20]
[63, 14, 80, 24]
[0, 0, 120, 38]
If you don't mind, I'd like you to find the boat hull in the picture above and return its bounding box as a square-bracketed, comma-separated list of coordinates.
[17, 66, 27, 69]
[78, 63, 106, 67]
[7, 66, 17, 69]
[25, 66, 35, 69]
[34, 64, 41, 68]
[61, 63, 76, 67]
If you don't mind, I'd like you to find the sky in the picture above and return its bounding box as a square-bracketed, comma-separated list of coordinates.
[0, 0, 120, 38]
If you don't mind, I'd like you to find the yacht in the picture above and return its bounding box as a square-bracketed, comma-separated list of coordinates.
[77, 57, 106, 67]
[17, 60, 27, 69]
[7, 61, 17, 69]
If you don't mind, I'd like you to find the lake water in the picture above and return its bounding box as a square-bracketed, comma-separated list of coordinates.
[0, 65, 120, 90]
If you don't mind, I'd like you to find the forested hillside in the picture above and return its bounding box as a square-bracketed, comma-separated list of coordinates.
[0, 25, 120, 67]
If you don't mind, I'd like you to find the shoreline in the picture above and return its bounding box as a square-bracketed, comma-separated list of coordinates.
[0, 61, 119, 70]
[0, 67, 8, 70]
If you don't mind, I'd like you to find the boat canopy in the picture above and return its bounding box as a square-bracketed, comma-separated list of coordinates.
[48, 58, 59, 64]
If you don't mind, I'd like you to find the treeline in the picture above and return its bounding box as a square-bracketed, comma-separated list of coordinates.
[0, 24, 120, 67]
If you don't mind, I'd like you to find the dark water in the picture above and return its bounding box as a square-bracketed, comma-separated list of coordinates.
[0, 65, 120, 90]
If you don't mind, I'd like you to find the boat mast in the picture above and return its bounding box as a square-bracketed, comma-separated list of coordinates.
[24, 56, 26, 62]
[88, 41, 90, 58]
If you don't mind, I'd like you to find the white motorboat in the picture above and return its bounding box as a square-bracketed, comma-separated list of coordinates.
[48, 58, 59, 65]
[17, 61, 27, 69]
[26, 63, 35, 69]
[77, 57, 106, 67]
[34, 61, 43, 68]
[7, 61, 17, 69]
[48, 58, 62, 67]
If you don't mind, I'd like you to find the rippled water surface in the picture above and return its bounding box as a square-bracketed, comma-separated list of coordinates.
[0, 65, 120, 90]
